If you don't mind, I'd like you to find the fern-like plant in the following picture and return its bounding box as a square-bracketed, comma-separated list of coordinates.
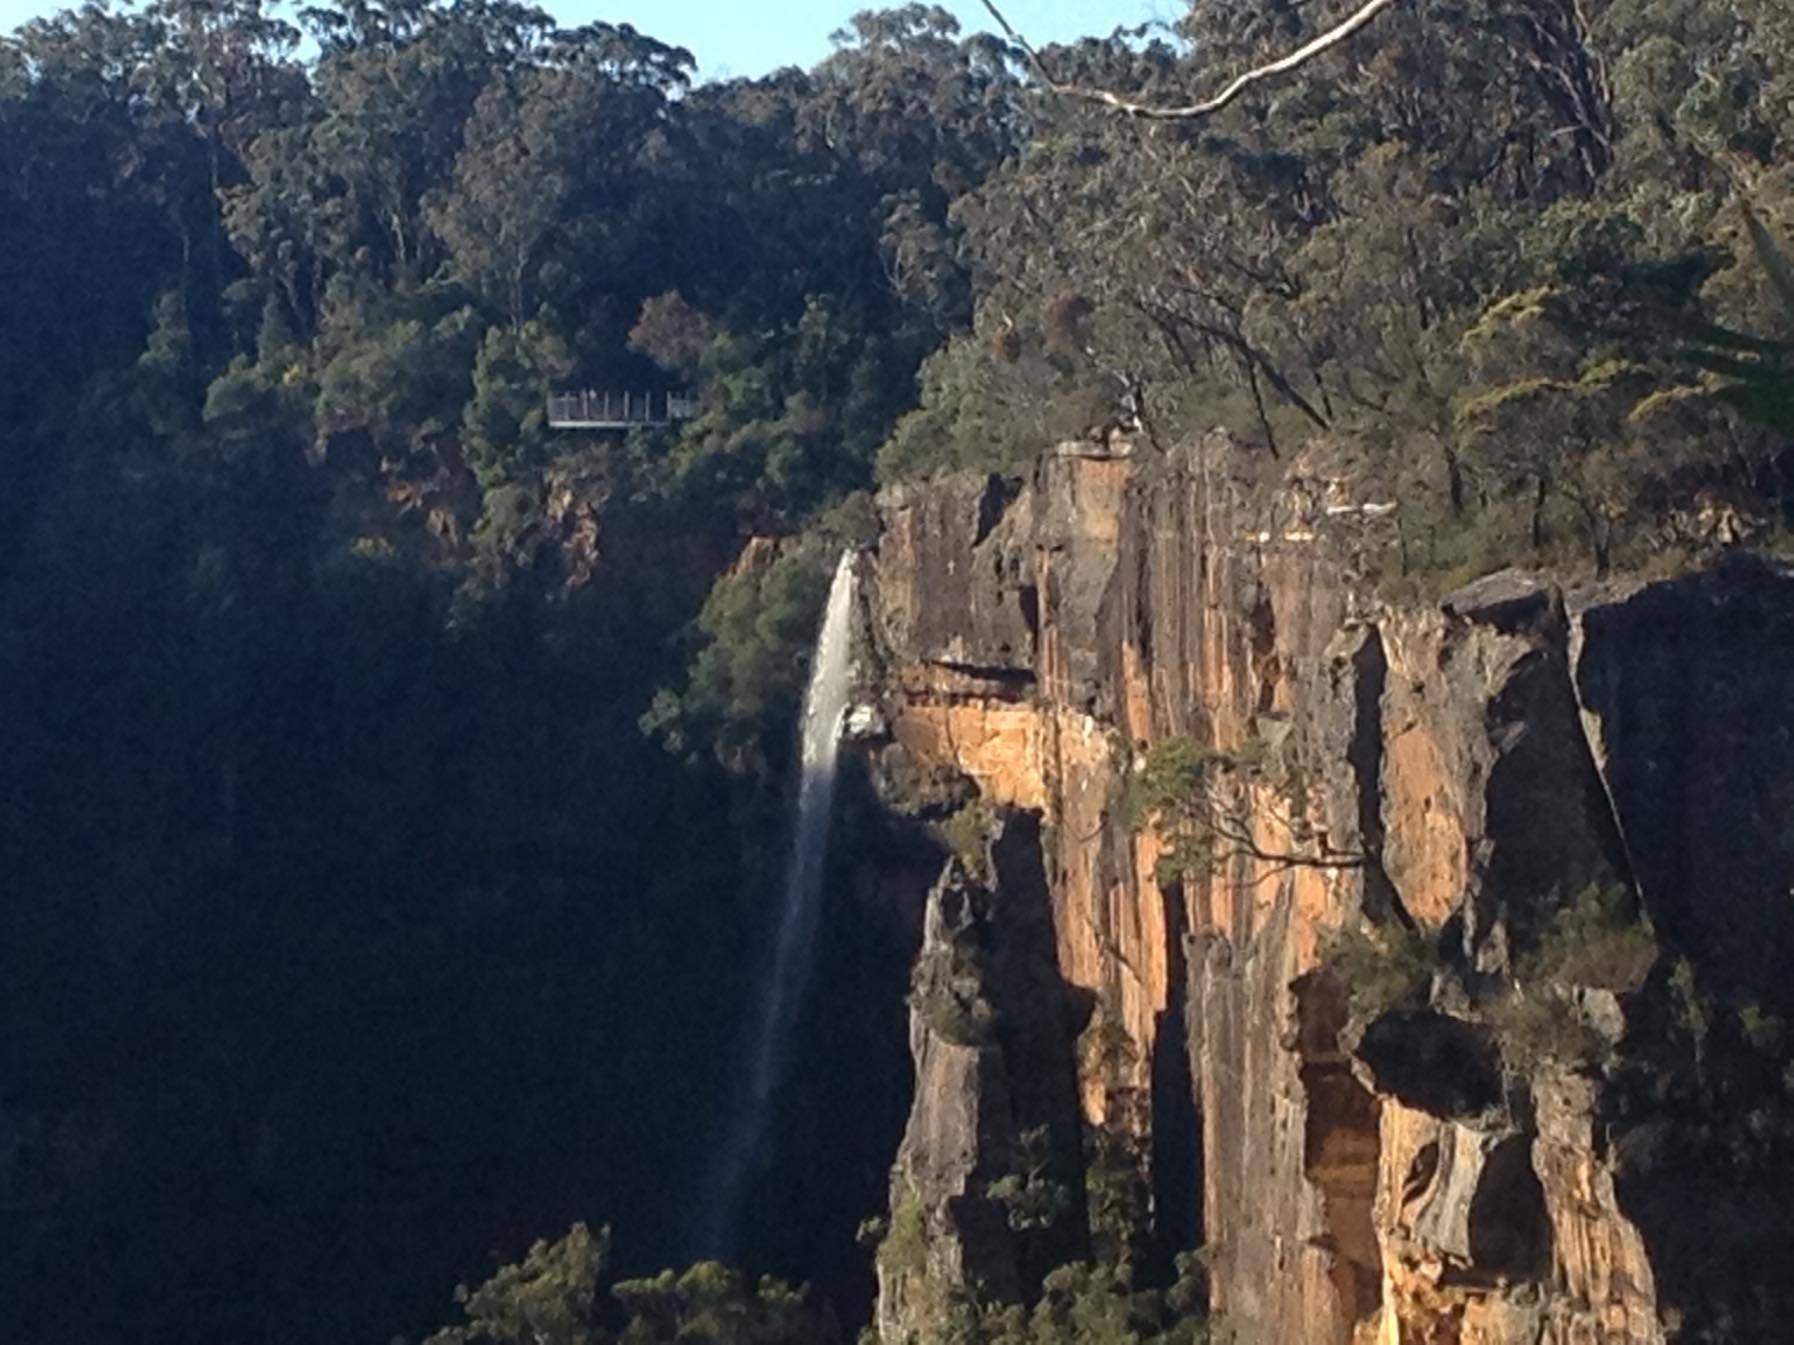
[1685, 205, 1794, 435]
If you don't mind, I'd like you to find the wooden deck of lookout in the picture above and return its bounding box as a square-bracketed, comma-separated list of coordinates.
[546, 390, 698, 429]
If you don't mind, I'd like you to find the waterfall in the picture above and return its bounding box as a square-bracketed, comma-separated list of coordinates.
[747, 549, 859, 1116]
[706, 548, 859, 1254]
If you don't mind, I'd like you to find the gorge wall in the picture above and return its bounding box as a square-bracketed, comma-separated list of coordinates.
[855, 433, 1794, 1344]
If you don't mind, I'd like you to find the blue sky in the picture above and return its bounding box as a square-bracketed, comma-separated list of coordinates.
[0, 1, 1183, 79]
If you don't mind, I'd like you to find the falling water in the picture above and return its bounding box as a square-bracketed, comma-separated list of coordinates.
[705, 549, 859, 1255]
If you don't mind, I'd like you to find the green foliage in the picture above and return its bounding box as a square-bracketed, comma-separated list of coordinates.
[612, 1263, 829, 1345]
[1487, 987, 1611, 1075]
[878, 1191, 930, 1282]
[426, 1223, 609, 1345]
[988, 1128, 1075, 1235]
[915, 978, 996, 1048]
[1488, 885, 1656, 1075]
[1081, 1125, 1151, 1273]
[962, 1258, 1209, 1345]
[464, 319, 576, 485]
[941, 799, 998, 884]
[1685, 206, 1794, 436]
[1738, 1002, 1787, 1055]
[1122, 738, 1266, 884]
[1522, 884, 1659, 993]
[1076, 1012, 1139, 1083]
[643, 539, 829, 774]
[870, 0, 1794, 578]
[313, 285, 484, 450]
[646, 494, 876, 774]
[422, 1226, 830, 1345]
[1320, 921, 1437, 1024]
[1669, 956, 1713, 1054]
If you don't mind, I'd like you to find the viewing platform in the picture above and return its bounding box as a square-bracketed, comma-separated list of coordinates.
[546, 389, 698, 429]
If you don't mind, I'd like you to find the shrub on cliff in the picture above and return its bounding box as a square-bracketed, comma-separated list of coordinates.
[1122, 738, 1269, 884]
[1320, 920, 1438, 1024]
[1523, 884, 1658, 994]
[875, 1191, 929, 1282]
[425, 1223, 608, 1345]
[989, 1128, 1076, 1237]
[1686, 206, 1794, 438]
[643, 495, 876, 776]
[940, 800, 998, 885]
[1487, 885, 1656, 1074]
[613, 1263, 831, 1345]
[641, 545, 831, 776]
[422, 1224, 832, 1345]
[1486, 987, 1611, 1074]
[911, 955, 998, 1049]
[1082, 1125, 1153, 1274]
[967, 1257, 1210, 1345]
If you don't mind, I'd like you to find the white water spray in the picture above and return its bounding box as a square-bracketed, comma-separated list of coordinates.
[707, 549, 859, 1253]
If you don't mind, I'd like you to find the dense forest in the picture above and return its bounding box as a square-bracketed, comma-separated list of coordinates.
[2, 0, 1792, 1341]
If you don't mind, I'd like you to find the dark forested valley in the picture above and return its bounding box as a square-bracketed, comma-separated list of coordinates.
[2, 1, 1793, 1342]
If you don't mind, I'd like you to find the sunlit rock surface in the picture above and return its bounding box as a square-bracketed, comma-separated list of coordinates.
[863, 433, 1794, 1344]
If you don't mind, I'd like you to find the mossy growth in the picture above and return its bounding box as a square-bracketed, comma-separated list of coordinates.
[1668, 956, 1711, 1069]
[878, 1190, 929, 1281]
[911, 913, 997, 1047]
[920, 990, 997, 1048]
[1738, 1002, 1787, 1055]
[1320, 920, 1437, 1024]
[940, 799, 997, 885]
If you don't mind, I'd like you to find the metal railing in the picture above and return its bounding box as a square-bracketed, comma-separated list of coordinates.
[546, 390, 699, 428]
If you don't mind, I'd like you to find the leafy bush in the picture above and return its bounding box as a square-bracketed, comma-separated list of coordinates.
[423, 1225, 830, 1345]
[878, 1192, 929, 1281]
[1522, 884, 1658, 992]
[1487, 886, 1655, 1075]
[1487, 988, 1609, 1075]
[873, 333, 1114, 485]
[642, 544, 830, 774]
[1320, 921, 1437, 1024]
[1077, 1011, 1139, 1083]
[1669, 957, 1713, 1058]
[967, 1258, 1209, 1345]
[425, 1224, 608, 1345]
[1082, 1124, 1152, 1273]
[919, 991, 996, 1048]
[645, 496, 877, 775]
[941, 800, 998, 885]
[1122, 738, 1267, 884]
[1685, 207, 1794, 436]
[613, 1262, 826, 1345]
[987, 1127, 1074, 1235]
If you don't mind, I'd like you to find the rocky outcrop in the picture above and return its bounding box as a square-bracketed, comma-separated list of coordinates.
[876, 813, 1085, 1343]
[861, 434, 1794, 1343]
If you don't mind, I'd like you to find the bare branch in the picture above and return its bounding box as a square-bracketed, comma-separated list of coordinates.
[979, 0, 1403, 120]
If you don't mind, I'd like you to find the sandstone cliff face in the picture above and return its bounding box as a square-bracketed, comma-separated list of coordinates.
[874, 814, 1085, 1344]
[862, 435, 1794, 1344]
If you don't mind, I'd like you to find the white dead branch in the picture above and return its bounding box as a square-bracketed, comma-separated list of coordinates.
[978, 0, 1403, 120]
